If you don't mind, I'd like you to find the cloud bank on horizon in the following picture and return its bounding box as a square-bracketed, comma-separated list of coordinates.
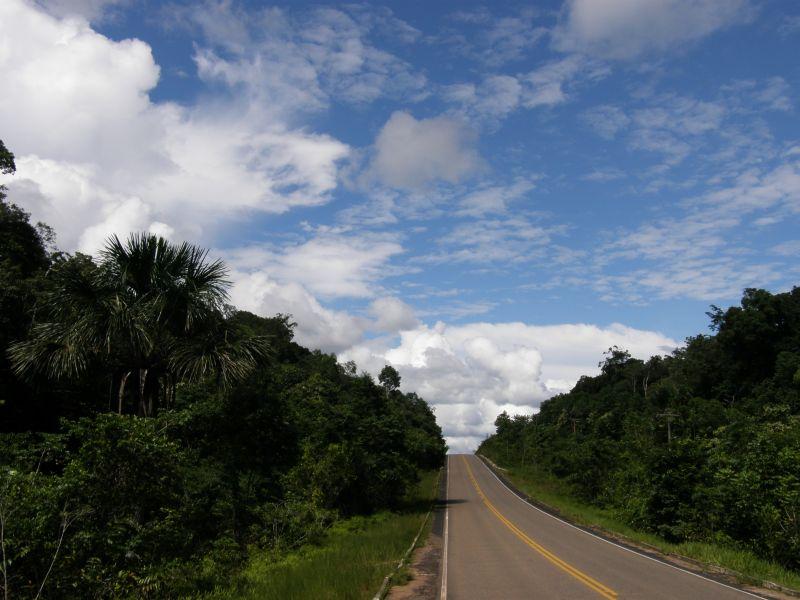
[2, 0, 799, 452]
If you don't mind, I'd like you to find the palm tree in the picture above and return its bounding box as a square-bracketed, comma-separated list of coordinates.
[9, 233, 270, 416]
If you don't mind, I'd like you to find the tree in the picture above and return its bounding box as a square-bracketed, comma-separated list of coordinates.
[0, 140, 13, 175]
[378, 365, 401, 392]
[0, 139, 15, 206]
[10, 233, 270, 416]
[599, 346, 632, 375]
[0, 139, 57, 430]
[479, 287, 800, 572]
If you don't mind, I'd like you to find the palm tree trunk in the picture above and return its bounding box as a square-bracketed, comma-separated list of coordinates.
[147, 380, 154, 417]
[138, 368, 148, 417]
[165, 373, 174, 408]
[118, 371, 130, 414]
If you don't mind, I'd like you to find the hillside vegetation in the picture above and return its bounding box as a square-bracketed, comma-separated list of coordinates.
[480, 286, 800, 574]
[0, 140, 446, 599]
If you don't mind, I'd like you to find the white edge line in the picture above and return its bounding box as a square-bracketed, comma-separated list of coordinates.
[440, 456, 449, 600]
[474, 455, 767, 600]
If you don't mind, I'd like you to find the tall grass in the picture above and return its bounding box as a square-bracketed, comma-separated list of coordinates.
[202, 471, 439, 600]
[484, 457, 800, 592]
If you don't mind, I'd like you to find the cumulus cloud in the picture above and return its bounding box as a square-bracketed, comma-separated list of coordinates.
[553, 0, 754, 59]
[369, 297, 419, 332]
[224, 234, 405, 300]
[341, 321, 678, 452]
[369, 111, 482, 188]
[0, 0, 349, 253]
[229, 272, 368, 353]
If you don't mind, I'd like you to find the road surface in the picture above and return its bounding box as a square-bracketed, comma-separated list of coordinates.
[440, 454, 764, 600]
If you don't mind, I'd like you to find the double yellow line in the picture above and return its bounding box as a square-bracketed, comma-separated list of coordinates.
[463, 457, 618, 600]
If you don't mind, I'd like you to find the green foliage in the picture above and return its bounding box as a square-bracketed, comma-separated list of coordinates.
[202, 471, 439, 600]
[0, 140, 445, 598]
[1, 315, 444, 598]
[0, 138, 15, 205]
[480, 286, 800, 572]
[0, 186, 61, 430]
[0, 139, 13, 176]
[9, 233, 270, 416]
[378, 364, 401, 391]
[489, 462, 800, 592]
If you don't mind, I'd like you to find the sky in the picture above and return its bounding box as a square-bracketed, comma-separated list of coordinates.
[1, 0, 799, 452]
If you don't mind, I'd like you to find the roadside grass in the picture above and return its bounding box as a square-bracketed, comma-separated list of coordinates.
[481, 456, 800, 593]
[201, 470, 439, 600]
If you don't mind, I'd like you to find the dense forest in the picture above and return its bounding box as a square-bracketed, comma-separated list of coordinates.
[0, 140, 446, 599]
[480, 286, 800, 571]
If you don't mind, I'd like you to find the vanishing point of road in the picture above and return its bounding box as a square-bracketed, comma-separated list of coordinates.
[440, 454, 766, 600]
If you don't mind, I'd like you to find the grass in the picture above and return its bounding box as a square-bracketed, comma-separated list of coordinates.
[200, 470, 439, 600]
[481, 455, 800, 593]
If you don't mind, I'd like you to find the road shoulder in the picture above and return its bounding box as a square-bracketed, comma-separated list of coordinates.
[385, 461, 448, 600]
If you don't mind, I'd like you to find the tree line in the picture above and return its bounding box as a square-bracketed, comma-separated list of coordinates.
[480, 287, 800, 571]
[0, 140, 446, 598]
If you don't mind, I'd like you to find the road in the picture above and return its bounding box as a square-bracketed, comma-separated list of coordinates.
[440, 454, 764, 600]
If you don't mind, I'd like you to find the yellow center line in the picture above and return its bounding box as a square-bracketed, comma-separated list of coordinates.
[462, 457, 618, 600]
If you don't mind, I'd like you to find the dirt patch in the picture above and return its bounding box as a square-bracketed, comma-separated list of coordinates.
[386, 535, 442, 600]
[385, 470, 448, 600]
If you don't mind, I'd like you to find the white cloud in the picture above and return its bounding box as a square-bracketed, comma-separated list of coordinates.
[593, 159, 800, 302]
[753, 77, 793, 112]
[445, 56, 608, 124]
[369, 297, 419, 332]
[224, 239, 413, 350]
[632, 96, 725, 136]
[702, 161, 800, 214]
[341, 321, 678, 452]
[421, 216, 561, 265]
[370, 111, 482, 189]
[582, 105, 630, 140]
[443, 76, 523, 123]
[521, 55, 608, 108]
[582, 167, 626, 182]
[456, 178, 537, 217]
[554, 0, 754, 59]
[448, 8, 547, 66]
[584, 93, 765, 171]
[179, 2, 427, 110]
[778, 14, 800, 37]
[772, 240, 800, 256]
[0, 0, 349, 252]
[35, 0, 126, 22]
[229, 271, 368, 353]
[596, 259, 784, 303]
[224, 234, 404, 300]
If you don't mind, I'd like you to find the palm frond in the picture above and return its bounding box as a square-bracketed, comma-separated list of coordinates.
[168, 323, 272, 387]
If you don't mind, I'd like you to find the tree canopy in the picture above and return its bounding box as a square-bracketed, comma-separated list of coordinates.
[0, 139, 446, 599]
[480, 286, 800, 570]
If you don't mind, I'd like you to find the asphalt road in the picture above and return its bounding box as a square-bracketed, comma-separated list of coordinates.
[441, 454, 765, 600]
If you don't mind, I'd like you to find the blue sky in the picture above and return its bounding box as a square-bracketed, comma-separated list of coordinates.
[1, 0, 799, 450]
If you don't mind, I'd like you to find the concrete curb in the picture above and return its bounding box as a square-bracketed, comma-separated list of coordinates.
[476, 454, 800, 600]
[371, 470, 441, 600]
